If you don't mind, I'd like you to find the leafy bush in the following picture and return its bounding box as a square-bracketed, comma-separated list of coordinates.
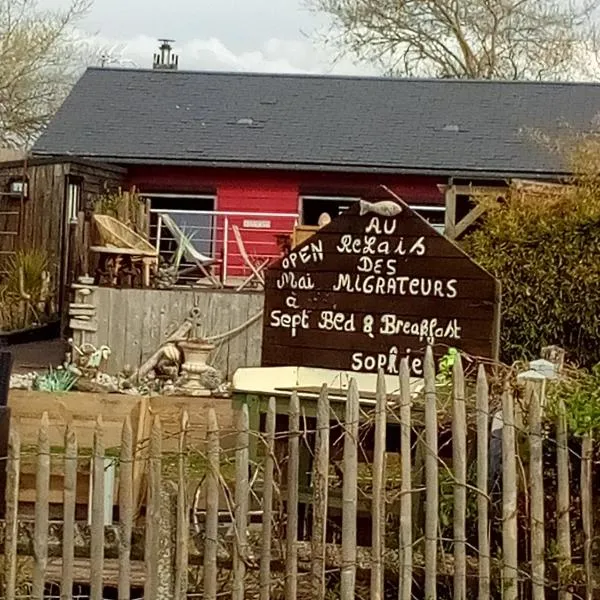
[461, 172, 600, 368]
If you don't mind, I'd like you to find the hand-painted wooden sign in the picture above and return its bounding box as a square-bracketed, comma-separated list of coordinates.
[261, 198, 500, 376]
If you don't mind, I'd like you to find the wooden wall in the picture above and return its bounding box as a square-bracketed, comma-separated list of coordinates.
[92, 287, 264, 379]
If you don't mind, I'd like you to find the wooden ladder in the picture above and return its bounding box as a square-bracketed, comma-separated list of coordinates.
[0, 192, 21, 274]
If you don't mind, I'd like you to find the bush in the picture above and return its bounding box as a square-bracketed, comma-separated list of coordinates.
[461, 160, 600, 367]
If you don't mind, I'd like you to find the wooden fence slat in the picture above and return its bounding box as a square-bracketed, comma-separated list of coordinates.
[340, 378, 359, 599]
[453, 355, 467, 600]
[232, 404, 249, 600]
[204, 409, 219, 600]
[556, 395, 572, 600]
[91, 416, 105, 600]
[581, 434, 593, 600]
[4, 429, 20, 600]
[285, 392, 300, 600]
[119, 417, 134, 600]
[399, 358, 413, 600]
[529, 382, 545, 600]
[145, 417, 162, 600]
[32, 412, 50, 600]
[260, 397, 276, 600]
[424, 347, 438, 600]
[370, 370, 386, 600]
[502, 382, 518, 600]
[174, 411, 189, 600]
[476, 365, 490, 600]
[311, 384, 330, 600]
[62, 425, 78, 600]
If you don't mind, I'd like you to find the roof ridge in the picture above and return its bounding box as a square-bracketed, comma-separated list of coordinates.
[84, 66, 600, 88]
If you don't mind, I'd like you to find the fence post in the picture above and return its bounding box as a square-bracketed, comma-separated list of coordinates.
[32, 413, 50, 600]
[90, 417, 105, 600]
[174, 411, 189, 600]
[4, 429, 20, 600]
[259, 398, 276, 600]
[340, 378, 359, 600]
[370, 370, 387, 600]
[311, 384, 330, 600]
[581, 434, 593, 600]
[452, 355, 467, 600]
[556, 395, 572, 600]
[502, 382, 518, 600]
[476, 365, 491, 600]
[399, 358, 413, 600]
[204, 409, 220, 600]
[145, 417, 163, 600]
[233, 404, 249, 600]
[0, 349, 13, 518]
[529, 382, 545, 600]
[119, 417, 134, 600]
[62, 425, 78, 600]
[285, 393, 300, 600]
[424, 347, 438, 600]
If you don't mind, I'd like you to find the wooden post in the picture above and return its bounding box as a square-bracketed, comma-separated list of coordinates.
[62, 425, 78, 600]
[370, 370, 386, 600]
[204, 409, 219, 600]
[452, 355, 467, 600]
[119, 417, 134, 600]
[0, 350, 13, 519]
[4, 429, 20, 600]
[529, 382, 545, 600]
[476, 365, 490, 600]
[286, 393, 300, 600]
[502, 383, 518, 600]
[424, 347, 438, 600]
[259, 398, 276, 600]
[32, 412, 50, 600]
[174, 411, 189, 600]
[341, 378, 359, 600]
[145, 417, 162, 600]
[556, 396, 572, 600]
[0, 350, 13, 406]
[444, 183, 457, 239]
[311, 384, 330, 600]
[399, 358, 413, 600]
[232, 404, 249, 600]
[91, 417, 105, 600]
[581, 434, 593, 600]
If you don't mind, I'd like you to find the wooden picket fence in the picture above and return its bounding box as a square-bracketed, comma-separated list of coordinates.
[1, 348, 595, 600]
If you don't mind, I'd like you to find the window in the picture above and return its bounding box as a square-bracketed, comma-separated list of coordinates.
[300, 195, 446, 233]
[147, 193, 217, 259]
[66, 177, 82, 223]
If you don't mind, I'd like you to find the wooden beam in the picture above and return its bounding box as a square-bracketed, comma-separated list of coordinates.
[444, 185, 457, 239]
[453, 203, 489, 239]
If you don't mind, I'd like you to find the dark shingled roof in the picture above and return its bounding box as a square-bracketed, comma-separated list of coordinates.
[32, 67, 600, 178]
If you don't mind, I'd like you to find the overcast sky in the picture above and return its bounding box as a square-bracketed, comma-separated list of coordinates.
[41, 0, 375, 74]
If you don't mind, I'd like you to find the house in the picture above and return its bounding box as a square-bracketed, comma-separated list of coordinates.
[22, 52, 600, 284]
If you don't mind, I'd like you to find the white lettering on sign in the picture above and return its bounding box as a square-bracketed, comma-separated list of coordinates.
[379, 315, 462, 343]
[357, 256, 397, 275]
[351, 347, 423, 376]
[332, 274, 458, 298]
[282, 240, 324, 270]
[365, 216, 397, 235]
[318, 311, 357, 332]
[269, 309, 310, 338]
[276, 271, 315, 290]
[242, 219, 271, 229]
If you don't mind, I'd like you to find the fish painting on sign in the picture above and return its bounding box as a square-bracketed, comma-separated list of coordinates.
[261, 191, 501, 377]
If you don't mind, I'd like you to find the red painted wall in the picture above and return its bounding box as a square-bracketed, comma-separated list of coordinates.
[126, 165, 446, 277]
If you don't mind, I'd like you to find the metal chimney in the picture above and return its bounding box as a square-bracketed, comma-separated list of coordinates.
[153, 39, 179, 70]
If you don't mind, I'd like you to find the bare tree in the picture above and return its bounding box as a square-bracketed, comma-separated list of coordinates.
[307, 0, 600, 80]
[0, 0, 92, 148]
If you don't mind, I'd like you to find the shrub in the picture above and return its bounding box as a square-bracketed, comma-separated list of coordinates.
[461, 160, 600, 367]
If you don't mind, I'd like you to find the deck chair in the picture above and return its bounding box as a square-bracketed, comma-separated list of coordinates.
[231, 224, 270, 291]
[158, 213, 222, 288]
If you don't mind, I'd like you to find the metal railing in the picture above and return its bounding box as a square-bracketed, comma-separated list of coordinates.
[150, 209, 298, 287]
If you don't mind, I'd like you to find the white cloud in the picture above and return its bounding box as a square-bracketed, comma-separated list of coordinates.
[81, 32, 376, 75]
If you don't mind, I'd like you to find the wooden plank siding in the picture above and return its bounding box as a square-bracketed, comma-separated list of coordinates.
[92, 287, 264, 379]
[0, 159, 125, 305]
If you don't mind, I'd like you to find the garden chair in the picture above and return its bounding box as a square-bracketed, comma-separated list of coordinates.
[231, 224, 270, 291]
[158, 213, 222, 288]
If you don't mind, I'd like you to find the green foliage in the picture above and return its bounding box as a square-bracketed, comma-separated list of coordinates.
[547, 364, 600, 436]
[33, 367, 78, 392]
[461, 177, 600, 367]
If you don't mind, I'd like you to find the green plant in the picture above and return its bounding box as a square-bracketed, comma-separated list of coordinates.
[546, 364, 600, 436]
[436, 347, 458, 385]
[461, 164, 600, 367]
[33, 367, 78, 392]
